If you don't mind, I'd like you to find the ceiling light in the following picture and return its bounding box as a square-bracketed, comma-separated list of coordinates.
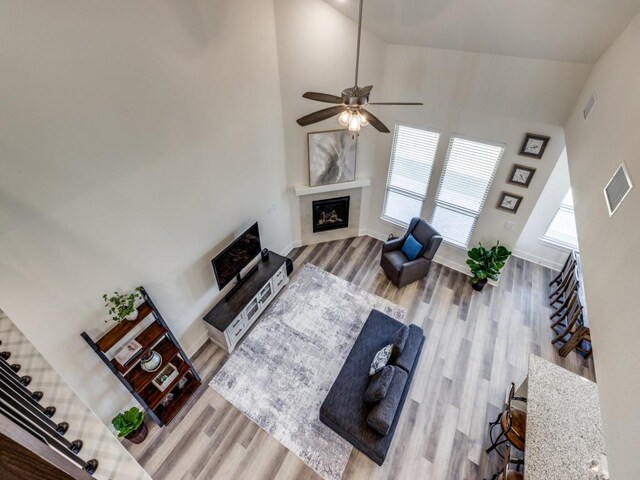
[338, 110, 351, 127]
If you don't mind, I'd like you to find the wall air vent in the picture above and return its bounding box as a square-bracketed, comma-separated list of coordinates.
[583, 93, 596, 120]
[604, 163, 633, 216]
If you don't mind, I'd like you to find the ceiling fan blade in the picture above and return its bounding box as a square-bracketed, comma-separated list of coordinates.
[360, 85, 373, 95]
[360, 109, 390, 133]
[302, 92, 343, 104]
[296, 106, 346, 127]
[368, 102, 424, 105]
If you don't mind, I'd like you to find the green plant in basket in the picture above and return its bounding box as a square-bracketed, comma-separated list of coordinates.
[466, 241, 512, 291]
[112, 407, 145, 438]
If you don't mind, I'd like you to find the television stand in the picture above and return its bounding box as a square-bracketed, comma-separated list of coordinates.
[224, 264, 259, 301]
[203, 252, 290, 353]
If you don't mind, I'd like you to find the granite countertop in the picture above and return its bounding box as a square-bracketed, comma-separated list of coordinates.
[525, 355, 606, 480]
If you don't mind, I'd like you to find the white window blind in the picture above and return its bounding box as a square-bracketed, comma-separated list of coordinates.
[382, 124, 440, 226]
[542, 189, 579, 250]
[430, 136, 504, 248]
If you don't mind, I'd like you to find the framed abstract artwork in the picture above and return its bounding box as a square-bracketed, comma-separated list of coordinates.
[308, 129, 357, 187]
[519, 133, 550, 159]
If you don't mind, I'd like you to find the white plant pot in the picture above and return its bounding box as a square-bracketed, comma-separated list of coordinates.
[125, 309, 139, 321]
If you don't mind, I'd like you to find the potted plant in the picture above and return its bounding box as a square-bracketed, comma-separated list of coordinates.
[466, 242, 512, 291]
[112, 407, 147, 444]
[103, 287, 143, 323]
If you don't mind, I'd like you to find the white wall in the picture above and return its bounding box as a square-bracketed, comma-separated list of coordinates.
[273, 2, 592, 273]
[364, 44, 591, 272]
[514, 149, 574, 270]
[273, 0, 387, 244]
[0, 0, 291, 424]
[564, 12, 640, 479]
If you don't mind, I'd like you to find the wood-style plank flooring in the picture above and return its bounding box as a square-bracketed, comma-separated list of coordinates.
[126, 236, 594, 480]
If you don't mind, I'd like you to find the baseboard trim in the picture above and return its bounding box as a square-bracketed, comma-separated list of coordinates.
[512, 249, 563, 271]
[433, 254, 470, 277]
[280, 240, 302, 257]
[359, 229, 389, 242]
[185, 331, 210, 359]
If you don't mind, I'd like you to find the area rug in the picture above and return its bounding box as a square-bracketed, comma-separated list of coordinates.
[209, 263, 405, 480]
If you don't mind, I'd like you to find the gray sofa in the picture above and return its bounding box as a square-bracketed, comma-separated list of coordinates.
[319, 309, 425, 465]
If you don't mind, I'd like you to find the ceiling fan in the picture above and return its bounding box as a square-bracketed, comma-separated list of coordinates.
[296, 0, 422, 135]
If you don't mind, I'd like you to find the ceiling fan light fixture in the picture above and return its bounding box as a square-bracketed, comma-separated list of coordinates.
[338, 110, 351, 127]
[296, 0, 422, 133]
[348, 113, 361, 132]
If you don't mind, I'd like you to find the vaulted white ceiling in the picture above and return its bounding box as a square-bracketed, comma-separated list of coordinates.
[324, 0, 640, 63]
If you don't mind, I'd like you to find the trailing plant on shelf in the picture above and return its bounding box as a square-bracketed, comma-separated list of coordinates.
[112, 407, 147, 444]
[466, 241, 512, 292]
[103, 287, 143, 323]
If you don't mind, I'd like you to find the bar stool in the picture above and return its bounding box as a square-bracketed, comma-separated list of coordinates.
[490, 444, 524, 480]
[550, 283, 579, 321]
[549, 251, 576, 287]
[549, 269, 578, 307]
[486, 383, 527, 456]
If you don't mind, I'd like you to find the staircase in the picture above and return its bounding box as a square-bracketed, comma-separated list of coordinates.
[0, 340, 99, 476]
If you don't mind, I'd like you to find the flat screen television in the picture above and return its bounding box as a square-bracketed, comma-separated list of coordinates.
[212, 222, 261, 290]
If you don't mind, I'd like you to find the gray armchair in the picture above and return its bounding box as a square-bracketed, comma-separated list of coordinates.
[380, 217, 443, 288]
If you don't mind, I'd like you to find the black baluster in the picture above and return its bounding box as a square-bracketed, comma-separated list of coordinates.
[20, 375, 31, 387]
[31, 391, 43, 402]
[56, 422, 69, 435]
[0, 351, 10, 360]
[43, 406, 56, 417]
[85, 459, 99, 475]
[69, 439, 83, 454]
[10, 363, 21, 372]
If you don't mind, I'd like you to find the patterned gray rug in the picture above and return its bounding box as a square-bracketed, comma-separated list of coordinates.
[210, 264, 405, 480]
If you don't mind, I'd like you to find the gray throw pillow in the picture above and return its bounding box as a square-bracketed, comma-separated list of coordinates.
[369, 344, 393, 376]
[363, 365, 395, 403]
[391, 325, 410, 356]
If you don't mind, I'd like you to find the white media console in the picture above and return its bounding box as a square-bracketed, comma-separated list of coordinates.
[202, 252, 289, 353]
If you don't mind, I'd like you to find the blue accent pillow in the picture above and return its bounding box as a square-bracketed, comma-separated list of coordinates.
[401, 234, 423, 261]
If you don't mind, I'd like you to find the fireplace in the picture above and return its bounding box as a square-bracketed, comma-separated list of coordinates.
[312, 196, 350, 233]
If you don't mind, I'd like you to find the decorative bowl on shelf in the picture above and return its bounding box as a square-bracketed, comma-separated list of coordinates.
[140, 350, 162, 372]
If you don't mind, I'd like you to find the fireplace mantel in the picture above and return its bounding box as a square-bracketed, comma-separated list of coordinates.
[294, 178, 371, 197]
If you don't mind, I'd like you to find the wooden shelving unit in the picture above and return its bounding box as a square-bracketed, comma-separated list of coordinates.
[81, 287, 201, 426]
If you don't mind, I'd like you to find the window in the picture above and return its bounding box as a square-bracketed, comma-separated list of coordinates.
[382, 124, 440, 226]
[542, 189, 579, 250]
[430, 135, 504, 248]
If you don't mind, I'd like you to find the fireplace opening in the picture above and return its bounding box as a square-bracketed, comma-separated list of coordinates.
[312, 196, 350, 233]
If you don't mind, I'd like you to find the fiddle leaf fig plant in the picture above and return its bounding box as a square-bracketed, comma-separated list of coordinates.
[103, 287, 143, 323]
[112, 407, 144, 438]
[466, 241, 512, 284]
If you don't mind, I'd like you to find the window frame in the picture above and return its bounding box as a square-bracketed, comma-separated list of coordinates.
[381, 122, 441, 228]
[540, 189, 579, 251]
[429, 133, 505, 249]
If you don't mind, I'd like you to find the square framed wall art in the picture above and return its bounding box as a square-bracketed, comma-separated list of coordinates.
[519, 133, 550, 159]
[508, 164, 536, 188]
[308, 129, 357, 187]
[497, 192, 523, 214]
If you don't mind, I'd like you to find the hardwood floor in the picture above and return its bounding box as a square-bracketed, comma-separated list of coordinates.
[126, 236, 594, 480]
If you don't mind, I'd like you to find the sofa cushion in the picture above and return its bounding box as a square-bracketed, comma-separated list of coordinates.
[363, 365, 395, 403]
[366, 367, 408, 435]
[391, 325, 409, 356]
[319, 309, 425, 466]
[401, 234, 423, 261]
[392, 324, 423, 372]
[369, 344, 393, 376]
